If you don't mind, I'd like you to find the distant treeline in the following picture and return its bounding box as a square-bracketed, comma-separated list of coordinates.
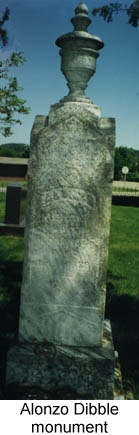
[0, 144, 139, 181]
[0, 143, 30, 158]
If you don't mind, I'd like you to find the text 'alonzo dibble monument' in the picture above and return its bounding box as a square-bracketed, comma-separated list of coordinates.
[6, 3, 118, 399]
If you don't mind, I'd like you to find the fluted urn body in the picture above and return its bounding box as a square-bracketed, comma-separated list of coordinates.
[56, 3, 104, 102]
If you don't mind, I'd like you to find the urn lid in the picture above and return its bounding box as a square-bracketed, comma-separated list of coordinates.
[56, 2, 104, 51]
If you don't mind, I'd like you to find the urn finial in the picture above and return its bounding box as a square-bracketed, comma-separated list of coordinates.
[56, 3, 104, 103]
[75, 2, 89, 14]
[71, 3, 91, 31]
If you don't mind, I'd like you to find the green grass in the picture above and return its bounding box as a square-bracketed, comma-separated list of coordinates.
[0, 236, 24, 395]
[0, 181, 27, 187]
[0, 181, 9, 188]
[108, 206, 139, 297]
[0, 205, 139, 398]
[0, 201, 6, 223]
[0, 236, 24, 341]
[113, 186, 139, 193]
[107, 206, 139, 398]
[0, 190, 6, 222]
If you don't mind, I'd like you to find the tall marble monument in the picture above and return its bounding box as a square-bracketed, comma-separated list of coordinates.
[6, 3, 116, 399]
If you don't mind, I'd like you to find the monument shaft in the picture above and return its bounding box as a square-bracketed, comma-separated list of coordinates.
[19, 102, 115, 346]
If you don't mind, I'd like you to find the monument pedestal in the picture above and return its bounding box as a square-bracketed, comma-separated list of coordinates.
[6, 320, 116, 399]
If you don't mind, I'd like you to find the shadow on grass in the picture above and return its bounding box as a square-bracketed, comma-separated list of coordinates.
[106, 280, 139, 398]
[0, 260, 22, 396]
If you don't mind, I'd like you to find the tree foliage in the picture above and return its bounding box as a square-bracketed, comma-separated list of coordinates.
[114, 146, 139, 180]
[0, 142, 30, 157]
[0, 8, 29, 137]
[0, 7, 9, 46]
[92, 1, 139, 27]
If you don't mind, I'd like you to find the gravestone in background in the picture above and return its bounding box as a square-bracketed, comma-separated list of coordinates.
[5, 183, 22, 225]
[6, 3, 118, 399]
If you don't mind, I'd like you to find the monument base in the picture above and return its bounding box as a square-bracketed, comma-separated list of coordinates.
[5, 320, 120, 399]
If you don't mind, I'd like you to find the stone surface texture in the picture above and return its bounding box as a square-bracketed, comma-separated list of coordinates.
[19, 101, 115, 347]
[6, 320, 115, 400]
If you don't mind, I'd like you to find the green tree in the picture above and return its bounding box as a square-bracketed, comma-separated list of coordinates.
[92, 2, 139, 180]
[0, 8, 29, 137]
[22, 146, 30, 158]
[92, 1, 139, 27]
[0, 6, 9, 45]
[114, 146, 139, 180]
[0, 145, 17, 157]
[0, 142, 30, 157]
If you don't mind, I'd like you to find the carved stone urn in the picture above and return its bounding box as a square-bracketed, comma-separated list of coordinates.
[56, 2, 104, 103]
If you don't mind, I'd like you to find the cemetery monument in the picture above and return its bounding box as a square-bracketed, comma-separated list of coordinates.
[6, 3, 117, 399]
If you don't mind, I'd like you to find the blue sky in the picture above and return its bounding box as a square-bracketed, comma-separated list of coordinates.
[0, 0, 139, 149]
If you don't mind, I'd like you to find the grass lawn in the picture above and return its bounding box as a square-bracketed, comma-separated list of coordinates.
[0, 187, 6, 223]
[0, 236, 24, 341]
[0, 235, 24, 396]
[0, 205, 139, 398]
[107, 206, 139, 398]
[108, 206, 139, 298]
[0, 181, 10, 188]
[0, 181, 27, 187]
